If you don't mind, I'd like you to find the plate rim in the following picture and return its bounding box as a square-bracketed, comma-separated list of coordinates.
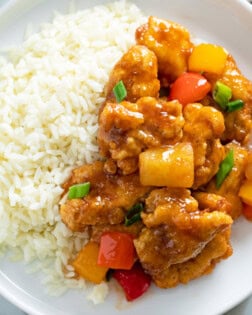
[0, 1, 252, 315]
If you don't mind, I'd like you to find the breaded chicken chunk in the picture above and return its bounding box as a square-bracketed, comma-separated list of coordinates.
[60, 161, 151, 231]
[105, 45, 160, 104]
[193, 192, 232, 216]
[134, 188, 233, 288]
[206, 141, 248, 219]
[136, 16, 193, 84]
[205, 55, 252, 144]
[182, 103, 225, 189]
[98, 97, 184, 175]
[151, 229, 232, 288]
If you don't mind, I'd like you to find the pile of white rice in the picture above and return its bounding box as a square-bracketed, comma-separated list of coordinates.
[0, 1, 145, 303]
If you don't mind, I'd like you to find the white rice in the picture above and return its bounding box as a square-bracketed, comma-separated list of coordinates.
[0, 1, 145, 301]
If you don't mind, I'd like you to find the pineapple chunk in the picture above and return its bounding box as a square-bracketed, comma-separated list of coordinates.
[139, 143, 194, 187]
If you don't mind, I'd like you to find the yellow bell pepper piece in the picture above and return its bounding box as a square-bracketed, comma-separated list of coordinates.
[188, 43, 227, 75]
[139, 143, 194, 187]
[72, 241, 108, 284]
[239, 179, 252, 206]
[245, 152, 252, 180]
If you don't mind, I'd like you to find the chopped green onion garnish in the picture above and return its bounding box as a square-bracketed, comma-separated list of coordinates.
[213, 81, 232, 110]
[216, 150, 234, 189]
[113, 80, 127, 103]
[213, 81, 244, 113]
[68, 182, 90, 199]
[125, 203, 144, 226]
[226, 99, 244, 112]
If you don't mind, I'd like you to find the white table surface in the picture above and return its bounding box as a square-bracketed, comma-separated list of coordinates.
[0, 0, 252, 314]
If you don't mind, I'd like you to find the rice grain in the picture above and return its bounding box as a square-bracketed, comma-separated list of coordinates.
[0, 1, 145, 301]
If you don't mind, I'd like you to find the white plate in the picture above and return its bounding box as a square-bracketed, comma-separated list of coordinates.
[0, 0, 252, 315]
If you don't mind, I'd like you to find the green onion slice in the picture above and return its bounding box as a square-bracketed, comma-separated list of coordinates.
[68, 182, 90, 199]
[125, 203, 144, 227]
[226, 99, 244, 112]
[216, 150, 234, 189]
[113, 80, 127, 103]
[213, 81, 232, 110]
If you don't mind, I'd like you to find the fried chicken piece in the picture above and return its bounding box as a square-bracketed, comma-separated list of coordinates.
[152, 229, 232, 288]
[141, 188, 232, 236]
[105, 45, 160, 104]
[182, 103, 225, 189]
[134, 188, 233, 288]
[60, 161, 151, 231]
[205, 55, 252, 144]
[206, 141, 248, 219]
[136, 16, 193, 84]
[193, 192, 232, 216]
[98, 97, 184, 175]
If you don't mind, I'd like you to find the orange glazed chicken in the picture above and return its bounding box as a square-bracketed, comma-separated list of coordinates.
[98, 97, 184, 175]
[104, 45, 160, 104]
[136, 16, 193, 84]
[134, 188, 232, 288]
[61, 161, 151, 231]
[60, 16, 252, 302]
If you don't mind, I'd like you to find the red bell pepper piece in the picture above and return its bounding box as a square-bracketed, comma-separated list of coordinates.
[97, 231, 135, 270]
[242, 203, 252, 221]
[113, 262, 151, 301]
[169, 72, 211, 106]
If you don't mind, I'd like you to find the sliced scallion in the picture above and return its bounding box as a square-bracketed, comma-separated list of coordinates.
[68, 182, 90, 199]
[113, 80, 127, 103]
[125, 203, 144, 227]
[213, 81, 232, 110]
[226, 99, 244, 112]
[216, 150, 234, 189]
